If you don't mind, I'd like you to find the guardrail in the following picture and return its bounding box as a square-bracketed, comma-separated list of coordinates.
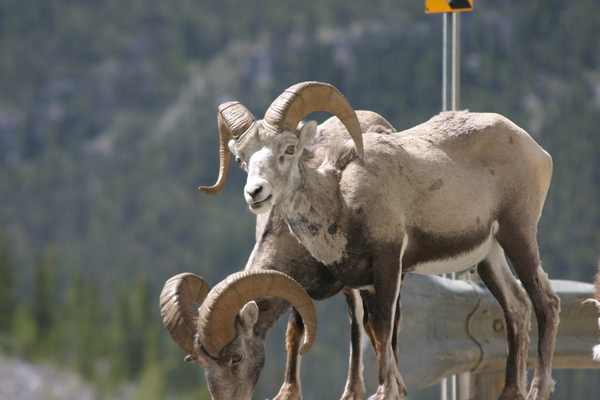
[363, 274, 599, 392]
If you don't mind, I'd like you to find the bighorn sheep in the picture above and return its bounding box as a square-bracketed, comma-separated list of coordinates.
[161, 111, 397, 400]
[205, 81, 560, 400]
[583, 262, 600, 361]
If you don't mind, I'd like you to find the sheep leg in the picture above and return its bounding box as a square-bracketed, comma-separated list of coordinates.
[340, 289, 366, 400]
[498, 229, 560, 400]
[361, 293, 402, 364]
[274, 309, 304, 400]
[477, 241, 531, 400]
[362, 295, 376, 350]
[392, 287, 403, 365]
[361, 258, 407, 400]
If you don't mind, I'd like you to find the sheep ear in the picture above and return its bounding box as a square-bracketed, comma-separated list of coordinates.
[228, 139, 237, 154]
[297, 120, 318, 149]
[239, 301, 259, 329]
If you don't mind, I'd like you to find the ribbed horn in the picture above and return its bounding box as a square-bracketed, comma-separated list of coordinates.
[160, 273, 211, 355]
[264, 81, 364, 158]
[200, 101, 256, 195]
[198, 270, 317, 358]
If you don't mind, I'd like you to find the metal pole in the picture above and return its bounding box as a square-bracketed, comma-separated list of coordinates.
[442, 12, 460, 111]
[442, 13, 451, 112]
[442, 12, 460, 113]
[452, 12, 460, 111]
[451, 375, 457, 400]
[442, 11, 462, 399]
[441, 12, 452, 396]
[441, 378, 447, 400]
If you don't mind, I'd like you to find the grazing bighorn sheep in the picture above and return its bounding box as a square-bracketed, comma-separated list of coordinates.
[161, 269, 316, 400]
[582, 262, 600, 362]
[161, 111, 397, 400]
[206, 81, 560, 400]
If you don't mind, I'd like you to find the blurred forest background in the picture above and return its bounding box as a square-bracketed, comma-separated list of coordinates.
[0, 0, 599, 399]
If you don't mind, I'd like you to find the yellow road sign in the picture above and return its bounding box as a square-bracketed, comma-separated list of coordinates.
[425, 0, 473, 14]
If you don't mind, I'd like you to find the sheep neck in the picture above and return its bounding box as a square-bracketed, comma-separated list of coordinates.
[254, 296, 294, 334]
[277, 164, 348, 265]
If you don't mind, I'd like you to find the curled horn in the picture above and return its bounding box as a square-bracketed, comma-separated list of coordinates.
[198, 270, 317, 358]
[160, 273, 211, 355]
[200, 101, 256, 195]
[264, 81, 364, 158]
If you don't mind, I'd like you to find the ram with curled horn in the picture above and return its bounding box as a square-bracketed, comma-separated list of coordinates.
[163, 109, 397, 400]
[199, 81, 364, 197]
[213, 81, 560, 400]
[161, 270, 316, 400]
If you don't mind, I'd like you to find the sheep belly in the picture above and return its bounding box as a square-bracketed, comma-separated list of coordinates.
[408, 221, 500, 275]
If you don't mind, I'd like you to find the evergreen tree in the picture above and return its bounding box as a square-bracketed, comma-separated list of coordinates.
[0, 227, 17, 334]
[109, 284, 133, 388]
[132, 274, 160, 365]
[65, 269, 106, 380]
[30, 246, 61, 359]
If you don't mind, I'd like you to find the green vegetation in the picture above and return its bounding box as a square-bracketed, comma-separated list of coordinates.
[0, 236, 187, 398]
[0, 0, 598, 398]
[0, 229, 16, 334]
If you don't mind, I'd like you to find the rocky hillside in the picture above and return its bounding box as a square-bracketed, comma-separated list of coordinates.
[0, 356, 125, 400]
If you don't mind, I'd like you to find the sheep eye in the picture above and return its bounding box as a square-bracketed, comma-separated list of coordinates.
[285, 145, 296, 155]
[231, 354, 243, 365]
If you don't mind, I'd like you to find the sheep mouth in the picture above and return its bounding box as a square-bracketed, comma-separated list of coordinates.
[250, 195, 272, 210]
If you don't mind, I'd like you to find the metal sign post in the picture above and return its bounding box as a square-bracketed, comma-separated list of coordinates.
[426, 0, 472, 111]
[425, 2, 473, 398]
[443, 12, 460, 112]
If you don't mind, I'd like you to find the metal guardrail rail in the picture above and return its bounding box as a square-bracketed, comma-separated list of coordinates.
[363, 274, 599, 391]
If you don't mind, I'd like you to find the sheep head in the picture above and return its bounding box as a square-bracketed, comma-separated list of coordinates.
[160, 270, 317, 400]
[200, 81, 363, 206]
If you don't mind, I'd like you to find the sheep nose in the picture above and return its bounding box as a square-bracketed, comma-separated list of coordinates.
[244, 178, 272, 205]
[246, 184, 262, 199]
